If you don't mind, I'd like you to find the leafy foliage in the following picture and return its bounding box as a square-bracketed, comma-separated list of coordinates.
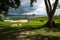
[0, 0, 21, 14]
[30, 0, 37, 7]
[0, 0, 37, 15]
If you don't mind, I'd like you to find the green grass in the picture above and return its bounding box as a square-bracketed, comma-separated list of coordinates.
[0, 16, 60, 37]
[32, 28, 60, 37]
[0, 19, 47, 29]
[0, 16, 60, 29]
[54, 16, 60, 23]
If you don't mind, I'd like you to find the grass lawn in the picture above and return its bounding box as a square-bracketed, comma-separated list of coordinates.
[0, 16, 60, 38]
[0, 19, 47, 29]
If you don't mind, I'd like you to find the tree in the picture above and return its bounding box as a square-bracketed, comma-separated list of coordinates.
[0, 0, 59, 27]
[30, 0, 37, 7]
[44, 0, 59, 27]
[0, 0, 21, 21]
[32, 14, 35, 19]
[25, 14, 28, 19]
[32, 14, 35, 16]
[58, 4, 60, 8]
[30, 0, 59, 27]
[0, 0, 36, 21]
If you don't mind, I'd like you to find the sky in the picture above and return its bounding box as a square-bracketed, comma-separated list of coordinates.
[8, 0, 60, 16]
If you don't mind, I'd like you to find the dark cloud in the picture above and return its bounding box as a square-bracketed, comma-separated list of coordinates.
[8, 0, 60, 15]
[8, 0, 36, 15]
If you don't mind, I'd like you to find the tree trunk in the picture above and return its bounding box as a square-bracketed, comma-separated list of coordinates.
[45, 19, 55, 28]
[44, 0, 59, 28]
[0, 14, 4, 21]
[44, 12, 56, 28]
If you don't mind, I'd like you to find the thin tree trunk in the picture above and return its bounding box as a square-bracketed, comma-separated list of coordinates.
[0, 14, 4, 21]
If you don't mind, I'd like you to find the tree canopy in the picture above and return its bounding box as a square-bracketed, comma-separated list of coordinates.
[0, 0, 21, 14]
[0, 0, 37, 15]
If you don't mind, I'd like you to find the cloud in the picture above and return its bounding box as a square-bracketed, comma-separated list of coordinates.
[23, 0, 47, 15]
[8, 0, 36, 15]
[8, 0, 60, 16]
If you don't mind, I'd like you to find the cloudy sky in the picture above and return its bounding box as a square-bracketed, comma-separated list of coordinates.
[8, 0, 60, 16]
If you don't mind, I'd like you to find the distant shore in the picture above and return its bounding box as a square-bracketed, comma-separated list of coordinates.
[4, 19, 28, 22]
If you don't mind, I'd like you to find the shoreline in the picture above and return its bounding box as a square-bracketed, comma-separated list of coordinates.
[4, 19, 28, 22]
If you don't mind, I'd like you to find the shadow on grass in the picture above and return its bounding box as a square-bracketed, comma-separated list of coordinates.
[0, 25, 42, 40]
[41, 23, 60, 32]
[0, 31, 60, 40]
[0, 26, 42, 40]
[0, 23, 60, 40]
[26, 34, 60, 40]
[52, 23, 60, 32]
[0, 27, 29, 40]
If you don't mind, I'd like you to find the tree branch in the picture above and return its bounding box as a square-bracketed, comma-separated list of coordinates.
[30, 0, 35, 7]
[52, 0, 59, 14]
[48, 0, 52, 11]
[44, 0, 50, 16]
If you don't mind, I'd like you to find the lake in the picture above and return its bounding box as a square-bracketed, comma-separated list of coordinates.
[4, 15, 46, 20]
[4, 15, 36, 20]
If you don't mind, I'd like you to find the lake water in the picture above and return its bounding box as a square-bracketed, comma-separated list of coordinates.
[4, 15, 46, 20]
[4, 15, 35, 19]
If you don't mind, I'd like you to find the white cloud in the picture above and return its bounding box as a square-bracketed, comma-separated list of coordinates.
[27, 0, 60, 15]
[24, 0, 46, 15]
[9, 0, 60, 16]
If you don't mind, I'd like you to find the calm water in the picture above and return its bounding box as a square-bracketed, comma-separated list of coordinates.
[4, 15, 45, 19]
[4, 15, 35, 19]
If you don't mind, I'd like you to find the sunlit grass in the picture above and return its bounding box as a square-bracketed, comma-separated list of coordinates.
[0, 16, 60, 37]
[0, 19, 47, 29]
[0, 16, 60, 29]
